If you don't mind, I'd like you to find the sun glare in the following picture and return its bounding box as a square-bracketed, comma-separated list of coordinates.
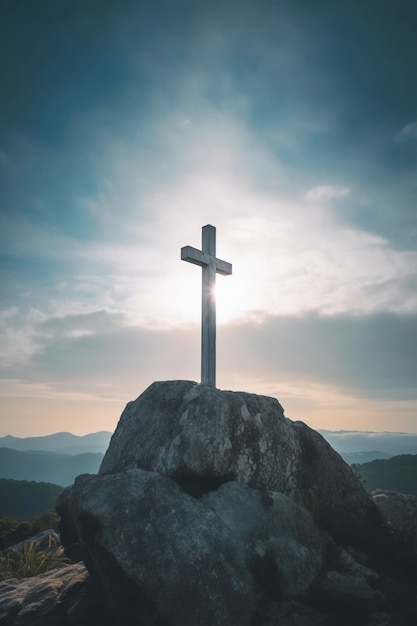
[215, 268, 258, 325]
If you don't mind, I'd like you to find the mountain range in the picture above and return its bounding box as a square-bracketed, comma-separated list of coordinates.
[0, 431, 112, 455]
[1, 429, 417, 489]
[2, 429, 417, 457]
[0, 448, 103, 487]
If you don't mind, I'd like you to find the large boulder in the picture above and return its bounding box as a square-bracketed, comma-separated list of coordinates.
[372, 490, 417, 555]
[53, 381, 416, 626]
[201, 482, 332, 599]
[100, 380, 300, 497]
[100, 380, 380, 544]
[293, 421, 383, 546]
[317, 548, 386, 621]
[57, 469, 254, 626]
[0, 563, 104, 626]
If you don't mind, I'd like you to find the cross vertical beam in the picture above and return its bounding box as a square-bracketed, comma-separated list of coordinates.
[181, 225, 232, 387]
[201, 225, 216, 387]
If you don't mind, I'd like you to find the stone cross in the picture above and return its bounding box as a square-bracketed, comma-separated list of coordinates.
[181, 225, 232, 387]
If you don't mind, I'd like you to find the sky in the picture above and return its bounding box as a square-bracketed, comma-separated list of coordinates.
[0, 0, 416, 436]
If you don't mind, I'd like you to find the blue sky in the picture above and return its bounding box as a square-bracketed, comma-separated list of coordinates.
[0, 0, 416, 436]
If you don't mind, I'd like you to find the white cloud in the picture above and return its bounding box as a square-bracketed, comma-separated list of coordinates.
[304, 185, 351, 202]
[398, 120, 417, 141]
[69, 110, 415, 324]
[3, 111, 415, 329]
[1, 307, 415, 435]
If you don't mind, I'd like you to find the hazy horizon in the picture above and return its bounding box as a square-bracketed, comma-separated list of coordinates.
[2, 424, 417, 440]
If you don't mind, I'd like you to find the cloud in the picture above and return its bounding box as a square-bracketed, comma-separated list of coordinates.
[398, 121, 417, 141]
[219, 312, 417, 401]
[63, 110, 416, 323]
[1, 305, 415, 434]
[319, 430, 417, 455]
[305, 185, 351, 203]
[1, 112, 416, 335]
[0, 309, 199, 391]
[0, 0, 415, 436]
[1, 307, 415, 403]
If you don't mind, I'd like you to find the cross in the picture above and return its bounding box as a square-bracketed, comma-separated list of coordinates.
[181, 225, 232, 387]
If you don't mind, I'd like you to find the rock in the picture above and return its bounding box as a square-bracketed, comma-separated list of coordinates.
[51, 380, 416, 626]
[0, 562, 106, 626]
[316, 546, 417, 625]
[0, 530, 61, 561]
[319, 547, 386, 616]
[201, 482, 332, 599]
[256, 599, 329, 626]
[371, 489, 417, 593]
[372, 490, 417, 555]
[57, 469, 254, 626]
[292, 421, 382, 546]
[100, 381, 380, 545]
[320, 569, 385, 618]
[100, 380, 300, 496]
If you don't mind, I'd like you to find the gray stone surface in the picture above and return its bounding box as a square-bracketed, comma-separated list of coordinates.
[292, 420, 382, 545]
[100, 381, 299, 496]
[2, 382, 416, 626]
[372, 489, 417, 555]
[320, 569, 385, 607]
[0, 563, 98, 626]
[57, 468, 254, 626]
[319, 546, 386, 609]
[201, 482, 332, 598]
[33, 380, 413, 626]
[100, 380, 379, 544]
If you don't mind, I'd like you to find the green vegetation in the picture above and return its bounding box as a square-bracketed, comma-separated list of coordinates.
[0, 533, 71, 581]
[0, 478, 64, 520]
[0, 510, 61, 550]
[0, 509, 76, 581]
[353, 454, 417, 496]
[0, 479, 78, 581]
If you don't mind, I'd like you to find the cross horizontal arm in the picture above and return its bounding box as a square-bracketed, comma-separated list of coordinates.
[215, 258, 232, 276]
[181, 246, 232, 275]
[181, 246, 208, 267]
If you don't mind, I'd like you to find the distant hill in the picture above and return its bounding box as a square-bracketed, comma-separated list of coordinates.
[2, 429, 417, 486]
[0, 448, 103, 487]
[353, 454, 417, 496]
[340, 450, 392, 465]
[319, 430, 417, 457]
[0, 431, 112, 455]
[3, 429, 417, 460]
[0, 478, 64, 520]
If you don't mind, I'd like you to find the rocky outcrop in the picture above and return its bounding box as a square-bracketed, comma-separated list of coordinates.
[0, 530, 112, 626]
[372, 489, 417, 555]
[0, 563, 101, 626]
[100, 380, 300, 496]
[3, 381, 414, 626]
[201, 482, 331, 599]
[100, 380, 378, 544]
[58, 469, 254, 626]
[0, 530, 61, 561]
[318, 548, 386, 617]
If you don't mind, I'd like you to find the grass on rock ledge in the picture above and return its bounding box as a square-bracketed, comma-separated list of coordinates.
[0, 534, 73, 581]
[0, 510, 74, 581]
